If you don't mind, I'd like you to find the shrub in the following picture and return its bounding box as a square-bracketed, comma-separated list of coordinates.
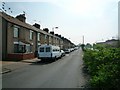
[83, 45, 120, 88]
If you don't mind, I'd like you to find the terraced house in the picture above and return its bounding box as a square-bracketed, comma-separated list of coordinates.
[1, 12, 74, 60]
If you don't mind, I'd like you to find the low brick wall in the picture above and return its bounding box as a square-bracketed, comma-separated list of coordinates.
[7, 53, 35, 61]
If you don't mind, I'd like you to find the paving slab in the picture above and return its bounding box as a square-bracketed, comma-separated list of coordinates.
[0, 58, 40, 74]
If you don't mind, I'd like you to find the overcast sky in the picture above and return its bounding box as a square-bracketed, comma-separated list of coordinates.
[1, 0, 119, 45]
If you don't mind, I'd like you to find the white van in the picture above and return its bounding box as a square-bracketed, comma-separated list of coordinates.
[38, 44, 61, 60]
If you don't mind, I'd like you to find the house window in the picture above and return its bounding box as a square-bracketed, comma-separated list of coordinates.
[30, 30, 33, 40]
[19, 45, 26, 53]
[26, 44, 32, 53]
[14, 26, 19, 38]
[44, 35, 47, 43]
[45, 35, 47, 40]
[49, 36, 51, 43]
[14, 42, 32, 53]
[14, 44, 19, 53]
[38, 43, 41, 48]
[37, 33, 40, 41]
[14, 44, 26, 53]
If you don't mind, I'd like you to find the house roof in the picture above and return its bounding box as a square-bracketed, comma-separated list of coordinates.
[96, 39, 119, 45]
[0, 12, 61, 39]
[106, 39, 118, 42]
[0, 12, 37, 32]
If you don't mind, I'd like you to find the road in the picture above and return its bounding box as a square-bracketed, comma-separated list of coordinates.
[2, 48, 88, 88]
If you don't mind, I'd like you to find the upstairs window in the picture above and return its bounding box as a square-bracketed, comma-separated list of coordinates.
[37, 33, 40, 41]
[49, 36, 51, 43]
[30, 30, 33, 40]
[13, 25, 19, 38]
[44, 35, 47, 43]
[45, 35, 47, 39]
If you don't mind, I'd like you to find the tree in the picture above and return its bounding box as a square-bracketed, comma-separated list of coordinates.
[85, 43, 92, 48]
[81, 44, 85, 51]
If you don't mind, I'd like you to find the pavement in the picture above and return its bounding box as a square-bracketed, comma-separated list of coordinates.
[0, 58, 40, 74]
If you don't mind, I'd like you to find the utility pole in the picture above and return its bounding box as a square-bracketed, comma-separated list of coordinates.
[82, 35, 84, 44]
[81, 35, 85, 51]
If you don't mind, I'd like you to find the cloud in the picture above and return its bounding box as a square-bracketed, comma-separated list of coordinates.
[51, 0, 119, 17]
[2, 0, 119, 44]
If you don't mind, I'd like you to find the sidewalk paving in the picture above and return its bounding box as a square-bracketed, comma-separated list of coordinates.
[0, 58, 40, 74]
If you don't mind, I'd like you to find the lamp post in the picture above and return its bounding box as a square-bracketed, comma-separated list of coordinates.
[69, 38, 71, 48]
[52, 27, 58, 46]
[52, 27, 58, 32]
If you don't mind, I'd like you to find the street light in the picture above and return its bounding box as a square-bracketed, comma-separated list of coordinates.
[52, 27, 58, 32]
[52, 27, 58, 46]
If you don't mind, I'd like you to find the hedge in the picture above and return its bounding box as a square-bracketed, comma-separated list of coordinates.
[83, 45, 120, 88]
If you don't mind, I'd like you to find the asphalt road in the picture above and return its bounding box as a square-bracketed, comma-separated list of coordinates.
[2, 48, 88, 88]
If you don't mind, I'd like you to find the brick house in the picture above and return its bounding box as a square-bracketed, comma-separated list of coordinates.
[1, 12, 40, 60]
[61, 37, 71, 50]
[1, 12, 74, 60]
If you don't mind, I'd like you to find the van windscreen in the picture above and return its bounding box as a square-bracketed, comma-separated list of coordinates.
[40, 47, 44, 52]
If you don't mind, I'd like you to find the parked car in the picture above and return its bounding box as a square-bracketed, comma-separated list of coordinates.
[60, 50, 65, 57]
[69, 48, 74, 52]
[64, 49, 70, 54]
[38, 44, 61, 61]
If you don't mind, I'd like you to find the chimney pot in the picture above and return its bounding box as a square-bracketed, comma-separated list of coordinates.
[43, 28, 49, 33]
[33, 23, 40, 29]
[50, 31, 54, 35]
[55, 34, 59, 36]
[16, 14, 26, 22]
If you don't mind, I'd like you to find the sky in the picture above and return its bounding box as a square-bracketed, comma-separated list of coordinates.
[1, 0, 119, 45]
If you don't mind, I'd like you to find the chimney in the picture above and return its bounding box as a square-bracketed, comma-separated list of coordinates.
[55, 34, 58, 36]
[61, 37, 65, 40]
[58, 35, 61, 38]
[33, 23, 40, 29]
[16, 14, 26, 22]
[43, 28, 49, 33]
[50, 31, 54, 35]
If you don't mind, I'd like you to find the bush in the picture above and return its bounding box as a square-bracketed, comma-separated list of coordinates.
[83, 45, 120, 88]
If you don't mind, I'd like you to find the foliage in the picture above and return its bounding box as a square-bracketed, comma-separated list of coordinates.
[85, 43, 92, 48]
[81, 44, 85, 51]
[83, 45, 120, 88]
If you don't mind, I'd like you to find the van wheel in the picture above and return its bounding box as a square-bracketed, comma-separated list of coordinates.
[54, 57, 56, 61]
[40, 59, 43, 62]
[60, 55, 62, 58]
